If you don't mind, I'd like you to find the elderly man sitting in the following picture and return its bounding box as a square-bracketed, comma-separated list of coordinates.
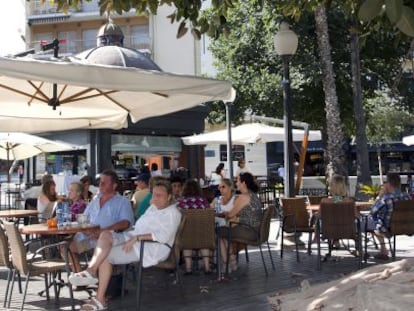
[69, 169, 135, 272]
[370, 172, 410, 260]
[69, 179, 182, 311]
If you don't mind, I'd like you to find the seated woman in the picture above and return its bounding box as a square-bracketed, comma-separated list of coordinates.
[177, 179, 211, 274]
[219, 172, 262, 272]
[37, 179, 58, 222]
[67, 181, 87, 221]
[69, 180, 182, 311]
[213, 178, 236, 226]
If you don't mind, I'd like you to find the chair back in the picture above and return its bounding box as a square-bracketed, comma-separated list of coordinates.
[155, 213, 187, 270]
[280, 197, 310, 230]
[259, 207, 273, 244]
[3, 221, 29, 274]
[0, 225, 10, 267]
[180, 208, 216, 250]
[390, 200, 414, 236]
[319, 200, 357, 240]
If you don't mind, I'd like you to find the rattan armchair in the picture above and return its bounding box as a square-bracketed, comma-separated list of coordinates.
[3, 221, 74, 311]
[226, 207, 275, 275]
[316, 200, 362, 270]
[121, 214, 187, 311]
[387, 200, 414, 260]
[280, 197, 314, 262]
[0, 224, 13, 308]
[180, 208, 216, 272]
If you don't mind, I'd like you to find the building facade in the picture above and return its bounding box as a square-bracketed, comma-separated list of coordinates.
[24, 0, 206, 182]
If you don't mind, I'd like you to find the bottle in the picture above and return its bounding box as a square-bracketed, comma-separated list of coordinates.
[56, 201, 64, 229]
[215, 195, 222, 213]
[63, 201, 71, 227]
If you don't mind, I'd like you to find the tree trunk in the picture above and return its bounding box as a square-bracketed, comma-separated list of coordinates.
[350, 24, 372, 199]
[314, 5, 347, 181]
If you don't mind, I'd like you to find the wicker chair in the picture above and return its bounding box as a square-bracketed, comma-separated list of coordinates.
[180, 208, 216, 272]
[226, 207, 275, 275]
[0, 224, 13, 308]
[280, 197, 314, 262]
[387, 200, 414, 260]
[3, 221, 74, 311]
[121, 214, 187, 310]
[316, 200, 362, 270]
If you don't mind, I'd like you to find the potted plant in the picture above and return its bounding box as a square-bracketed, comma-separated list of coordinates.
[359, 184, 381, 202]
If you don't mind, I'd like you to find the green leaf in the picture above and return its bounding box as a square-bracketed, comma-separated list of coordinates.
[358, 0, 384, 22]
[385, 0, 403, 23]
[177, 21, 189, 39]
[396, 6, 414, 37]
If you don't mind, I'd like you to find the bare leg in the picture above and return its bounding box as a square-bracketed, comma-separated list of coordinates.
[375, 233, 388, 255]
[182, 249, 193, 272]
[87, 231, 114, 275]
[95, 259, 113, 305]
[200, 249, 211, 272]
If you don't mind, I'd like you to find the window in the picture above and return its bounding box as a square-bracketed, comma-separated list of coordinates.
[82, 29, 98, 50]
[219, 145, 245, 162]
[57, 31, 78, 54]
[32, 33, 53, 50]
[130, 25, 150, 50]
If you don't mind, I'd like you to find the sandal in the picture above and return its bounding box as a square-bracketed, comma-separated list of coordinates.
[69, 270, 98, 287]
[80, 297, 107, 311]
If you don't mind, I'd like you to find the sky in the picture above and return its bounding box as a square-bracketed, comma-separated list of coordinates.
[0, 0, 26, 55]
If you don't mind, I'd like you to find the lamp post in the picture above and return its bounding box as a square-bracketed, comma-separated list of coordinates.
[274, 22, 298, 197]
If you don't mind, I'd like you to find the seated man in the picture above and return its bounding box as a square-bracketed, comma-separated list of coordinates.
[69, 179, 182, 311]
[370, 172, 410, 260]
[69, 169, 135, 272]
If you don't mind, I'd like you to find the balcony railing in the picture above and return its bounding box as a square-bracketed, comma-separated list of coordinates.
[28, 0, 99, 16]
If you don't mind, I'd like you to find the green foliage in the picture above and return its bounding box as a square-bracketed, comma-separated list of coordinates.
[359, 183, 381, 197]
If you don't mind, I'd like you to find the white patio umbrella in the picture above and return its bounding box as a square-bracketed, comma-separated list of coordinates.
[402, 135, 414, 146]
[0, 132, 80, 182]
[182, 123, 322, 145]
[0, 55, 235, 133]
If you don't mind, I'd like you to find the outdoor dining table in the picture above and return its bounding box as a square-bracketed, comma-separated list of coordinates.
[20, 222, 99, 236]
[0, 209, 39, 219]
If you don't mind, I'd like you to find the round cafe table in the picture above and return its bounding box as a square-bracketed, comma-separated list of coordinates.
[0, 209, 39, 219]
[20, 223, 100, 236]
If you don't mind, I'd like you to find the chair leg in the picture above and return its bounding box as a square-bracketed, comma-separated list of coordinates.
[266, 241, 275, 270]
[17, 272, 22, 294]
[7, 269, 16, 308]
[280, 226, 284, 258]
[121, 264, 127, 298]
[307, 231, 312, 255]
[20, 272, 31, 311]
[294, 231, 300, 262]
[244, 245, 249, 262]
[4, 268, 12, 308]
[258, 245, 268, 276]
[43, 272, 50, 301]
[316, 223, 321, 270]
[391, 236, 396, 260]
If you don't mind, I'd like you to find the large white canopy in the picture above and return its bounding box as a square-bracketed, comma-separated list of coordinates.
[0, 56, 235, 133]
[182, 123, 322, 145]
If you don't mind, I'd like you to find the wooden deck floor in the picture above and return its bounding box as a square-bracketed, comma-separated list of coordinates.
[2, 220, 414, 311]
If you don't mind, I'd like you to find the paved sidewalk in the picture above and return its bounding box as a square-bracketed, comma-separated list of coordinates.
[1, 219, 413, 310]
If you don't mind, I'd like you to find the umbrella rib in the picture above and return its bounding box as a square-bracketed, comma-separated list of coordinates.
[59, 88, 119, 104]
[0, 81, 49, 103]
[95, 89, 130, 111]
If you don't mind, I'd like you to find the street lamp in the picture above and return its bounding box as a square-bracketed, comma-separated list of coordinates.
[274, 22, 298, 197]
